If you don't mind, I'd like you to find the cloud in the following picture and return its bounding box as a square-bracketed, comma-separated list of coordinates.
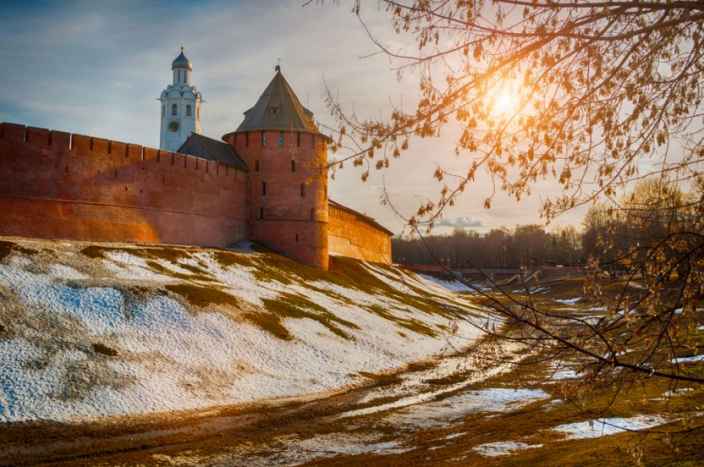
[436, 217, 483, 229]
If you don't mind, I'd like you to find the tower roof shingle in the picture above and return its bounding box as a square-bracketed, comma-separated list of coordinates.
[236, 68, 320, 134]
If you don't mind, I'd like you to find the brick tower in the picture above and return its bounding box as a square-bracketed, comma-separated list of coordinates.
[223, 66, 329, 269]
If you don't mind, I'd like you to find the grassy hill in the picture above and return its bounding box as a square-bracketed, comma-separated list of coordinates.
[0, 237, 488, 423]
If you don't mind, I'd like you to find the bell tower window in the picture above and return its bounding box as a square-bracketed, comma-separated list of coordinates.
[171, 104, 177, 116]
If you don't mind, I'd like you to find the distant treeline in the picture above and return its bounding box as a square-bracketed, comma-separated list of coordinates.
[394, 180, 700, 271]
[581, 179, 701, 274]
[392, 225, 582, 269]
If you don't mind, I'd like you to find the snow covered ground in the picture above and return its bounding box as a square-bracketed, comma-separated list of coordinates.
[552, 415, 667, 440]
[473, 441, 543, 457]
[0, 238, 490, 423]
[381, 387, 549, 429]
[418, 274, 480, 293]
[555, 297, 581, 305]
[672, 354, 704, 364]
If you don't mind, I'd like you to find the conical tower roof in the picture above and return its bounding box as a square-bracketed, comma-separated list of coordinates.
[236, 67, 320, 133]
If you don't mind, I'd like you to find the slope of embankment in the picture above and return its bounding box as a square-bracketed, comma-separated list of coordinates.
[0, 237, 488, 423]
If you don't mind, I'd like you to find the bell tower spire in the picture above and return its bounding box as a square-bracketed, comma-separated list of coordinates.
[159, 46, 202, 152]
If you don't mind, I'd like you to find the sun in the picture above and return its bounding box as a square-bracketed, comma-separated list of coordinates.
[494, 90, 516, 116]
[488, 85, 520, 120]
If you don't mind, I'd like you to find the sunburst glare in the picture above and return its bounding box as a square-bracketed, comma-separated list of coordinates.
[488, 83, 520, 120]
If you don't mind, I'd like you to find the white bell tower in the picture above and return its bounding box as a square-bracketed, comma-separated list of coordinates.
[159, 47, 203, 152]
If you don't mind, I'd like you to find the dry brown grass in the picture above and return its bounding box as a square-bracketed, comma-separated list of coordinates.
[165, 283, 240, 309]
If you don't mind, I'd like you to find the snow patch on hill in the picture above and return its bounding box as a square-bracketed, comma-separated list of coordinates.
[0, 238, 490, 423]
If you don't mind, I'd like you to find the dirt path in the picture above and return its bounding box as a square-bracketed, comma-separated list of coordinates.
[0, 340, 530, 466]
[3, 338, 700, 467]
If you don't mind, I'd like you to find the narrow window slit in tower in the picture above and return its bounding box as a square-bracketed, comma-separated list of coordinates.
[259, 207, 264, 219]
[261, 132, 266, 147]
[295, 233, 299, 243]
[278, 131, 284, 147]
[245, 132, 249, 147]
[297, 132, 301, 147]
[262, 181, 267, 196]
[300, 183, 305, 197]
[291, 160, 296, 172]
[255, 160, 259, 172]
[107, 141, 112, 154]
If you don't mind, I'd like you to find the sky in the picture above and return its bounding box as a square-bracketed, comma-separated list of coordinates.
[0, 0, 587, 236]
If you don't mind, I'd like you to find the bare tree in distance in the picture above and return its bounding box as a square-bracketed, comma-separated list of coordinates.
[311, 0, 704, 402]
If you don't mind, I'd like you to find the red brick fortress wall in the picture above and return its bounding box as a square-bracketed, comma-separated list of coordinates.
[328, 203, 392, 264]
[0, 123, 248, 247]
[227, 130, 329, 269]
